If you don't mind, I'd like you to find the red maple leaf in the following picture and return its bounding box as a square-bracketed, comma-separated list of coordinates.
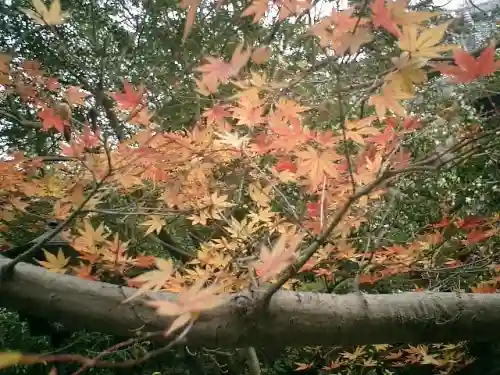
[38, 106, 68, 133]
[275, 159, 297, 173]
[433, 46, 500, 83]
[456, 215, 486, 230]
[371, 0, 400, 37]
[306, 202, 320, 217]
[403, 117, 422, 131]
[462, 228, 497, 245]
[111, 79, 145, 110]
[365, 123, 396, 146]
[431, 217, 452, 229]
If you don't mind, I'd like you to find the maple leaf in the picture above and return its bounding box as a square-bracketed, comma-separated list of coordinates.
[230, 88, 266, 128]
[45, 77, 59, 92]
[432, 45, 500, 83]
[215, 130, 250, 149]
[73, 262, 98, 281]
[462, 228, 497, 245]
[344, 116, 380, 145]
[203, 192, 235, 219]
[397, 22, 458, 58]
[20, 0, 70, 25]
[365, 123, 396, 147]
[37, 249, 70, 273]
[371, 0, 400, 37]
[295, 363, 313, 371]
[195, 57, 233, 94]
[77, 220, 110, 249]
[148, 278, 226, 336]
[296, 146, 341, 190]
[124, 258, 174, 302]
[38, 106, 69, 133]
[471, 283, 497, 293]
[368, 83, 412, 119]
[248, 181, 272, 207]
[141, 215, 166, 236]
[310, 9, 373, 56]
[275, 98, 310, 119]
[225, 216, 260, 240]
[275, 159, 297, 173]
[334, 28, 373, 56]
[385, 53, 428, 95]
[253, 232, 304, 282]
[111, 79, 145, 111]
[388, 0, 440, 27]
[203, 104, 232, 128]
[195, 44, 251, 95]
[65, 86, 88, 106]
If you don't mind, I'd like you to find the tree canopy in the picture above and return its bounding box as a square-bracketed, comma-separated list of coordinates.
[2, 0, 500, 374]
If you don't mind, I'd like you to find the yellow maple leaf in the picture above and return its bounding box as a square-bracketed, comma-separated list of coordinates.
[20, 0, 70, 26]
[141, 215, 166, 236]
[368, 83, 412, 119]
[344, 116, 380, 145]
[38, 249, 70, 273]
[77, 219, 110, 248]
[248, 181, 273, 207]
[388, 0, 440, 26]
[397, 22, 458, 58]
[225, 216, 260, 240]
[385, 52, 428, 95]
[124, 258, 174, 303]
[215, 130, 250, 149]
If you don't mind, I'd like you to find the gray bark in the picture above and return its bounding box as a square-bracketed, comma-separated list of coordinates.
[1, 255, 499, 348]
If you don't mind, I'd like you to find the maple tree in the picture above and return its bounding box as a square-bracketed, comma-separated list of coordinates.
[2, 0, 500, 374]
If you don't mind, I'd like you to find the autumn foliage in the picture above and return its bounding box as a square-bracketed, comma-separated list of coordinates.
[1, 0, 500, 372]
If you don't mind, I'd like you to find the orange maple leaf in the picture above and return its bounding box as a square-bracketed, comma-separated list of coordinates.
[310, 9, 373, 56]
[296, 146, 341, 190]
[254, 232, 304, 281]
[195, 44, 251, 94]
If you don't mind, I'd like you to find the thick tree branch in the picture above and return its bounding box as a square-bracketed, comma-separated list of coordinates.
[2, 256, 500, 348]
